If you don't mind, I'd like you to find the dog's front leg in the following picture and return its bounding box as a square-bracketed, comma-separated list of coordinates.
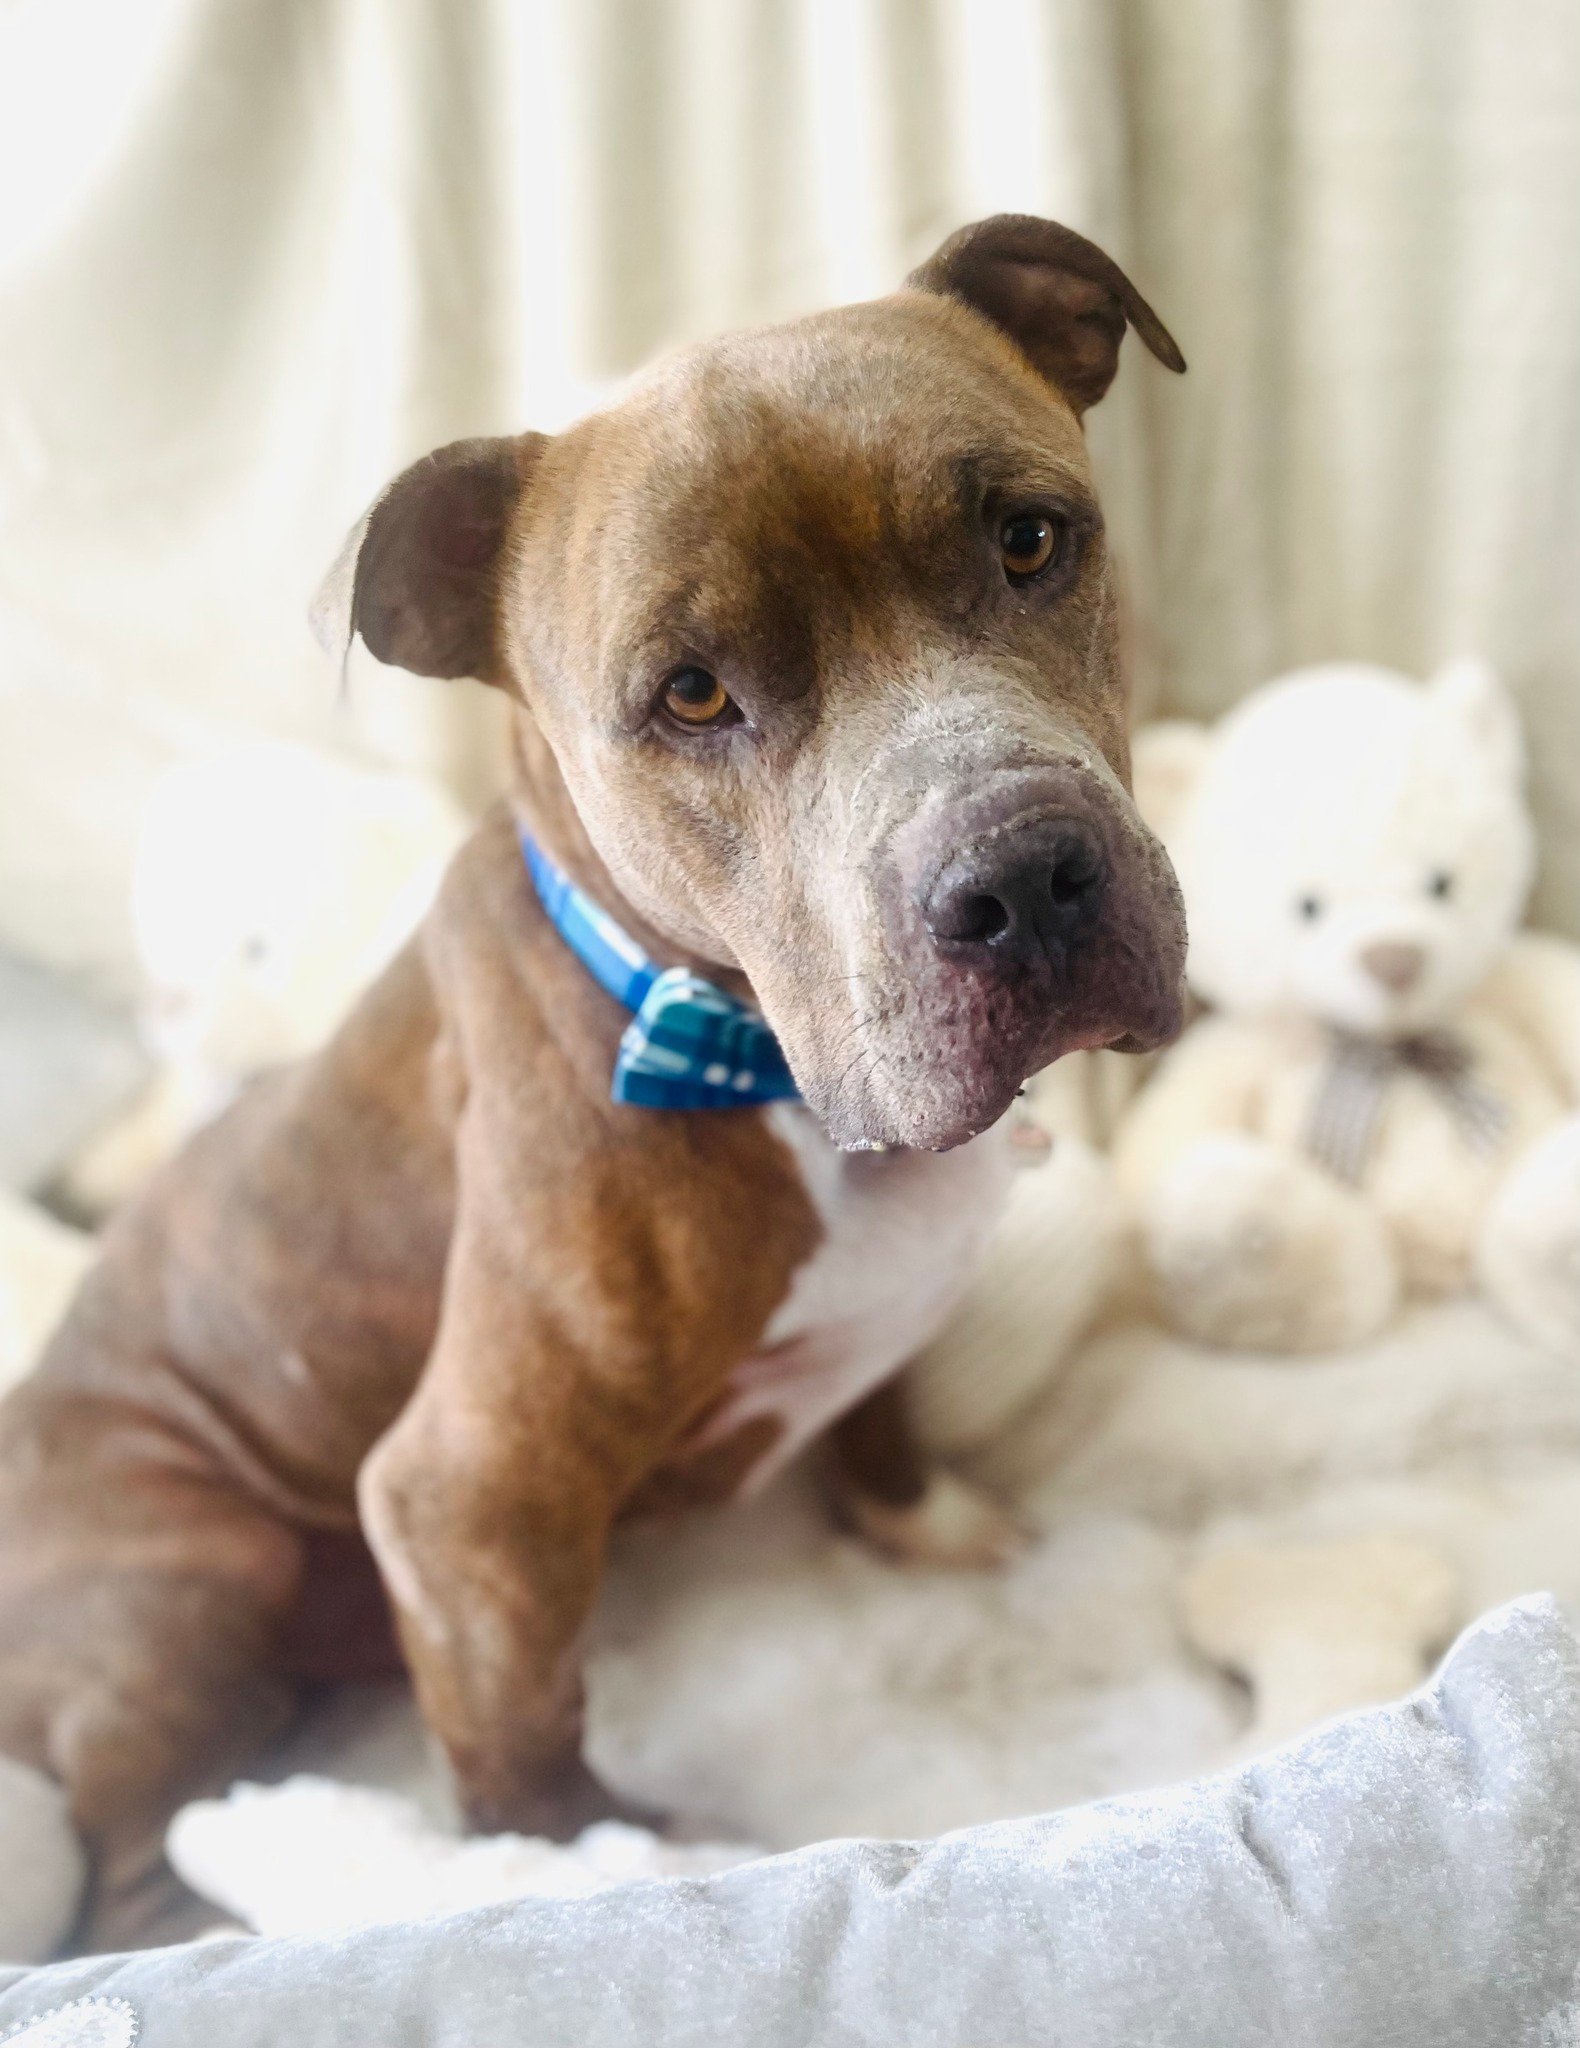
[358, 1089, 801, 1837]
[360, 1378, 635, 1838]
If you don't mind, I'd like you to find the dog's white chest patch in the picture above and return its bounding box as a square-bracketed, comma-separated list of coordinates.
[696, 1108, 1015, 1489]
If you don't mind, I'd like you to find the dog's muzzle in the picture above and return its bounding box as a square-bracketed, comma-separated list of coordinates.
[874, 762, 1188, 1140]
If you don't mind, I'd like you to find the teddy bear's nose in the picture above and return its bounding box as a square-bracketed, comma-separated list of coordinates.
[1359, 940, 1427, 994]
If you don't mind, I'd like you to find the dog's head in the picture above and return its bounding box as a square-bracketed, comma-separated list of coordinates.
[321, 216, 1189, 1150]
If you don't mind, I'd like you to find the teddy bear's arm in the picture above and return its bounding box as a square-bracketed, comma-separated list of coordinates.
[1109, 1014, 1270, 1196]
[1475, 930, 1580, 1103]
[1113, 1018, 1403, 1350]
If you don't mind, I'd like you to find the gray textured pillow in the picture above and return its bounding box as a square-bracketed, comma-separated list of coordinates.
[3, 1596, 1578, 2047]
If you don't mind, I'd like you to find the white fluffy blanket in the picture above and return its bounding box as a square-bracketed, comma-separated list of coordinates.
[170, 1293, 1580, 1937]
[594, 1298, 1580, 1832]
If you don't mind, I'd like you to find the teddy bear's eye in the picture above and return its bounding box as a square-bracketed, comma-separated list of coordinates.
[1297, 894, 1323, 921]
[1427, 869, 1455, 900]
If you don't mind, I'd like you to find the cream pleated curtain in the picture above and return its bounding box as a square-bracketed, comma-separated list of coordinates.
[2, 0, 1579, 985]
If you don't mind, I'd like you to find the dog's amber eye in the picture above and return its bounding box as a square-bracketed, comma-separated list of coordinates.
[662, 667, 733, 728]
[1000, 512, 1061, 581]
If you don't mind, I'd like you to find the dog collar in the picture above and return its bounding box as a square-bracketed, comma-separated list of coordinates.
[520, 829, 801, 1110]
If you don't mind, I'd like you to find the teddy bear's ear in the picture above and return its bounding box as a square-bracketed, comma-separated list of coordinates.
[1429, 657, 1524, 786]
[1130, 719, 1215, 848]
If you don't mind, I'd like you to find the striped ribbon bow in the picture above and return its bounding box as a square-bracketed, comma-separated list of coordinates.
[1305, 1027, 1508, 1183]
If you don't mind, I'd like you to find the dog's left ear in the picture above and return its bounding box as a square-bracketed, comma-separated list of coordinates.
[312, 433, 548, 683]
[908, 214, 1185, 414]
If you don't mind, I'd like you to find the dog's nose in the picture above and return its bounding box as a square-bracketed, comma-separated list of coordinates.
[1360, 940, 1427, 994]
[920, 819, 1107, 966]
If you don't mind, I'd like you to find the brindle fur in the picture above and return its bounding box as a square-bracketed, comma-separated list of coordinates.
[0, 217, 1186, 1943]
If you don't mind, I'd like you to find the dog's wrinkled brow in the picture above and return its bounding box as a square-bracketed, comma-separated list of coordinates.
[600, 575, 822, 729]
[949, 447, 1102, 527]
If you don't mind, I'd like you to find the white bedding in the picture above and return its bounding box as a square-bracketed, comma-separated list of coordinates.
[155, 1290, 1580, 1940]
[6, 1597, 1580, 2047]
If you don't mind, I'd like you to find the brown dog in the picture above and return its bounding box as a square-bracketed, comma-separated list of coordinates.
[0, 215, 1186, 1949]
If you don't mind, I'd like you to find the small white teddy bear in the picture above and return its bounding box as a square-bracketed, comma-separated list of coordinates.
[1114, 659, 1580, 1355]
[62, 741, 468, 1216]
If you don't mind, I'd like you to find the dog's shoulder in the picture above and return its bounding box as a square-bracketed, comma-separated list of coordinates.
[415, 806, 823, 1324]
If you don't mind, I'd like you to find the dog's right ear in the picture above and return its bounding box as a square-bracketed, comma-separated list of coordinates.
[312, 434, 547, 683]
[908, 215, 1184, 415]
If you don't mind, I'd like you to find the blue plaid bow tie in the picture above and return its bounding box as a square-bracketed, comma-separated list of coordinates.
[521, 831, 801, 1111]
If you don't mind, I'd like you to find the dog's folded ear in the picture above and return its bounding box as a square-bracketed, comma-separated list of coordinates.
[908, 215, 1184, 414]
[311, 433, 547, 682]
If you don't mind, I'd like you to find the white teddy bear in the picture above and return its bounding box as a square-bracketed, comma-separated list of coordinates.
[62, 741, 468, 1216]
[1113, 659, 1580, 1355]
[904, 1048, 1139, 1461]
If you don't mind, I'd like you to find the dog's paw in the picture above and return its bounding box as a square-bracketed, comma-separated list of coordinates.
[845, 1471, 1031, 1571]
[465, 1757, 668, 1845]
